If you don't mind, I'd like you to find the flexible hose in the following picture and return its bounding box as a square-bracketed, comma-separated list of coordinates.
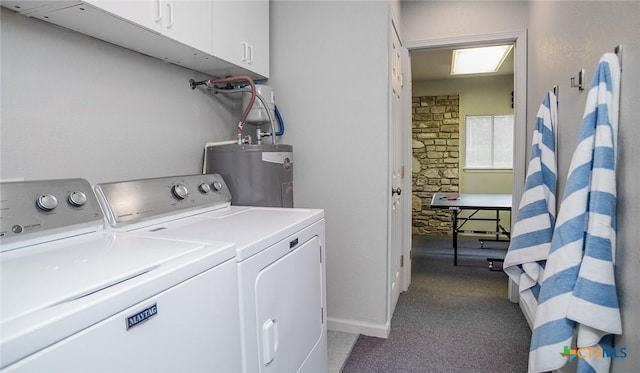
[205, 76, 256, 136]
[274, 105, 284, 136]
[213, 87, 283, 141]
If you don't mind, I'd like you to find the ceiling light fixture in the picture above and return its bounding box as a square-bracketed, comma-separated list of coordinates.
[451, 45, 513, 75]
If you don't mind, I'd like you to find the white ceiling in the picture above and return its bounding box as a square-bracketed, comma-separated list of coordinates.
[410, 47, 514, 81]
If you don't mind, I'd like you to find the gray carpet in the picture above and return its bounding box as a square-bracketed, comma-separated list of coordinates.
[341, 235, 531, 373]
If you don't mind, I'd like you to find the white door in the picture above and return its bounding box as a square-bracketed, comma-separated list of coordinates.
[401, 39, 412, 292]
[389, 19, 404, 315]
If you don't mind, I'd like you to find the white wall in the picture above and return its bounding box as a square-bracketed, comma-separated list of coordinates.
[270, 1, 393, 336]
[1, 8, 236, 184]
[527, 2, 640, 371]
[402, 0, 528, 43]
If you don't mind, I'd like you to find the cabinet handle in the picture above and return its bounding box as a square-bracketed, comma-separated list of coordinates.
[247, 44, 254, 64]
[241, 42, 249, 62]
[154, 0, 162, 22]
[166, 2, 174, 28]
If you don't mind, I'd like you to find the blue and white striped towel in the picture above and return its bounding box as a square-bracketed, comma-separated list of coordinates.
[529, 53, 621, 373]
[503, 91, 557, 322]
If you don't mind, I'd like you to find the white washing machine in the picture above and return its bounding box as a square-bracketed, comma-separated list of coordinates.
[94, 174, 328, 373]
[0, 178, 241, 372]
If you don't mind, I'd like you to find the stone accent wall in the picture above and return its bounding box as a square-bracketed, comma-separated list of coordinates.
[412, 95, 460, 235]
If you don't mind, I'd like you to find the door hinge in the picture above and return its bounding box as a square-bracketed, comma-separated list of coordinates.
[400, 255, 404, 267]
[321, 307, 324, 324]
[319, 246, 322, 263]
[400, 165, 405, 178]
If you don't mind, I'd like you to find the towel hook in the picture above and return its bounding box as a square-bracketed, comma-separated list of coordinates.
[615, 45, 622, 70]
[570, 69, 585, 91]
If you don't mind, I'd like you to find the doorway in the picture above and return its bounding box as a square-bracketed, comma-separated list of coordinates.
[404, 32, 527, 301]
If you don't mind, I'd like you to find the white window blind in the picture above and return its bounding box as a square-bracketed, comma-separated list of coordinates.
[465, 115, 514, 169]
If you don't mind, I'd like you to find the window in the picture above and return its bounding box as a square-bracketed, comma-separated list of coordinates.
[465, 115, 514, 169]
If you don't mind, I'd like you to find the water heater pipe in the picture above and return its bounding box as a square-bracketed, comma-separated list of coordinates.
[209, 76, 255, 141]
[210, 87, 281, 143]
[190, 76, 256, 143]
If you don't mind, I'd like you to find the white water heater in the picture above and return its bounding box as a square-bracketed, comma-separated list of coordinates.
[243, 85, 275, 125]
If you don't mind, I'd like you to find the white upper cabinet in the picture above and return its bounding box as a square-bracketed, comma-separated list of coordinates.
[1, 1, 93, 14]
[86, 1, 212, 55]
[211, 0, 269, 78]
[84, 1, 162, 33]
[243, 0, 269, 78]
[2, 0, 269, 79]
[156, 1, 212, 55]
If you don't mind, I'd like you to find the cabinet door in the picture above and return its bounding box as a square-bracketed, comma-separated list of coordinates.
[160, 0, 212, 54]
[86, 0, 161, 33]
[85, 1, 211, 54]
[211, 0, 245, 65]
[244, 0, 269, 78]
[211, 0, 269, 78]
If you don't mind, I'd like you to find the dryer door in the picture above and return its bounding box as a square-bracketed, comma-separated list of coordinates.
[255, 236, 323, 372]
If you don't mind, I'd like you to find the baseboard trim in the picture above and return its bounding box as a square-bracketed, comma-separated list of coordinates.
[519, 293, 535, 330]
[327, 317, 390, 339]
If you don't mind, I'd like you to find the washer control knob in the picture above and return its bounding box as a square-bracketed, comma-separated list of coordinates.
[212, 181, 223, 191]
[37, 194, 59, 211]
[68, 191, 88, 207]
[171, 184, 189, 200]
[198, 183, 211, 194]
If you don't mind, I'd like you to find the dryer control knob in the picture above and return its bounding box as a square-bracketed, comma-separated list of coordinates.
[37, 194, 59, 211]
[212, 181, 223, 191]
[68, 191, 88, 207]
[171, 184, 189, 200]
[199, 183, 211, 194]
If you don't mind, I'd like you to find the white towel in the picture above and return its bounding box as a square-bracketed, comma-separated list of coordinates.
[503, 91, 558, 320]
[528, 53, 621, 373]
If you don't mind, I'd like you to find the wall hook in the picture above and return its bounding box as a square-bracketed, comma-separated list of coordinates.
[570, 69, 585, 91]
[615, 45, 622, 70]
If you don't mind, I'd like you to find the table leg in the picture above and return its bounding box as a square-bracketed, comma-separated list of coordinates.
[453, 210, 458, 266]
[496, 209, 500, 241]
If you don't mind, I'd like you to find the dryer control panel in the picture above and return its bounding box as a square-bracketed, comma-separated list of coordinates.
[94, 174, 232, 228]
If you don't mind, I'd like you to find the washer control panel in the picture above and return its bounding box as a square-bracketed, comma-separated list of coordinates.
[0, 179, 103, 245]
[94, 174, 232, 228]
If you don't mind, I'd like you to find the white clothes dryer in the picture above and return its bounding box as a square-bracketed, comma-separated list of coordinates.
[0, 179, 241, 372]
[94, 174, 328, 373]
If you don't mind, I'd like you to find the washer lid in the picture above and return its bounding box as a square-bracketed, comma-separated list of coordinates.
[0, 231, 235, 368]
[0, 231, 230, 323]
